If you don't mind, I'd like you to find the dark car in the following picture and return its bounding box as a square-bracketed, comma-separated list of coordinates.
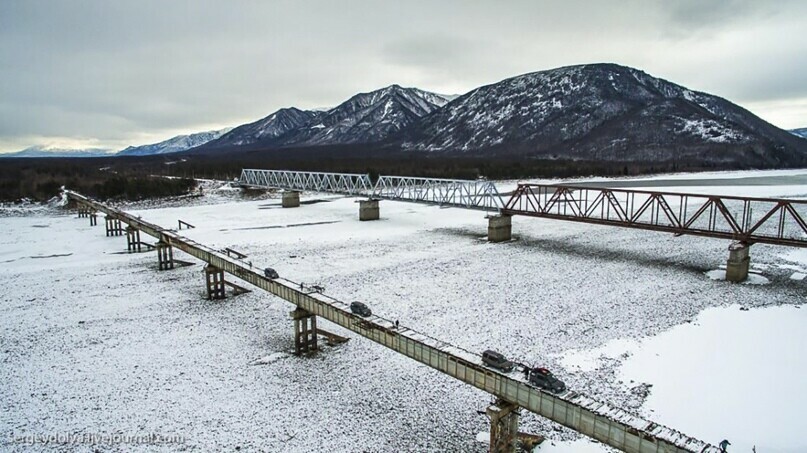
[350, 301, 372, 317]
[264, 267, 279, 279]
[528, 367, 566, 393]
[482, 350, 515, 372]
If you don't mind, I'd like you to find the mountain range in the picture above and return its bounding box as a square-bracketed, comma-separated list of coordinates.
[0, 146, 115, 158]
[117, 128, 232, 156]
[791, 128, 807, 139]
[4, 64, 806, 168]
[199, 85, 451, 151]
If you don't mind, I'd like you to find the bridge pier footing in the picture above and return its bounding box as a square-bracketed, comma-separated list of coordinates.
[105, 216, 123, 237]
[126, 226, 141, 253]
[487, 215, 512, 242]
[157, 241, 174, 270]
[282, 190, 300, 208]
[205, 265, 226, 300]
[291, 308, 318, 355]
[359, 199, 379, 221]
[487, 399, 519, 453]
[726, 242, 751, 283]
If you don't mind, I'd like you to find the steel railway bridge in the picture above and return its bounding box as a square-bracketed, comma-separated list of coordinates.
[67, 190, 720, 453]
[238, 169, 807, 282]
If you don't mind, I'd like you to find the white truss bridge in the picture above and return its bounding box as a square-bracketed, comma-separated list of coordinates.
[238, 169, 505, 211]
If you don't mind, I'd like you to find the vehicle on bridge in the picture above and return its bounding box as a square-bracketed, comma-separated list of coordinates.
[482, 350, 515, 372]
[350, 301, 372, 317]
[528, 367, 566, 394]
[264, 267, 279, 279]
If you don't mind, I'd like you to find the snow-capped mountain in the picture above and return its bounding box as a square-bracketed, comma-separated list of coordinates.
[200, 108, 322, 150]
[0, 146, 113, 158]
[791, 128, 807, 139]
[196, 86, 451, 151]
[394, 63, 807, 166]
[278, 85, 450, 147]
[117, 127, 232, 156]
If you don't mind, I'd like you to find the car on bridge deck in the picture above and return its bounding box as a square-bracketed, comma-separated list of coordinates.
[350, 301, 372, 317]
[528, 367, 566, 393]
[482, 350, 515, 372]
[264, 267, 279, 279]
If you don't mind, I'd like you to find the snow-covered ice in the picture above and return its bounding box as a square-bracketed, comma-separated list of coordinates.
[1, 169, 805, 451]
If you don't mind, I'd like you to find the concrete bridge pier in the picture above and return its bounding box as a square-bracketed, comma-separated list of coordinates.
[282, 190, 300, 208]
[487, 399, 520, 453]
[726, 242, 751, 283]
[125, 226, 141, 253]
[89, 211, 98, 226]
[359, 199, 379, 221]
[77, 207, 88, 218]
[105, 216, 123, 237]
[204, 265, 226, 300]
[487, 214, 512, 242]
[156, 241, 174, 270]
[291, 308, 318, 355]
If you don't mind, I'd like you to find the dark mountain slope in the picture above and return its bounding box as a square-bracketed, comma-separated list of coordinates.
[394, 63, 807, 167]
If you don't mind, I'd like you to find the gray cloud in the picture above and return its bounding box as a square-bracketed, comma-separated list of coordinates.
[1, 0, 806, 152]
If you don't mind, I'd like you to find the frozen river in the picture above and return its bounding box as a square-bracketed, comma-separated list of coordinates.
[1, 169, 804, 452]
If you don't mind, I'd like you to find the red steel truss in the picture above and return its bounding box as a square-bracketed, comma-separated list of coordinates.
[502, 184, 807, 247]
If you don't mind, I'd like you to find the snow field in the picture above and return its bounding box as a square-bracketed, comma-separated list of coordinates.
[1, 169, 805, 451]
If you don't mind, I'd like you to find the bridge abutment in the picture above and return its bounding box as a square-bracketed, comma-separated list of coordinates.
[204, 265, 226, 300]
[726, 242, 751, 283]
[487, 214, 512, 242]
[126, 226, 141, 253]
[487, 399, 519, 453]
[105, 216, 123, 237]
[282, 190, 300, 208]
[157, 241, 174, 270]
[291, 308, 318, 355]
[359, 199, 379, 221]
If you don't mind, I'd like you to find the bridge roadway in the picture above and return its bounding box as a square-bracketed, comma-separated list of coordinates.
[65, 190, 719, 453]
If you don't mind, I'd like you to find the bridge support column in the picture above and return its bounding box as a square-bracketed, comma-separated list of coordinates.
[487, 399, 519, 453]
[105, 216, 123, 237]
[291, 308, 318, 355]
[204, 265, 226, 300]
[359, 199, 379, 221]
[726, 242, 751, 283]
[282, 190, 300, 208]
[126, 226, 141, 253]
[77, 207, 87, 218]
[156, 241, 174, 270]
[487, 214, 512, 242]
[89, 211, 97, 226]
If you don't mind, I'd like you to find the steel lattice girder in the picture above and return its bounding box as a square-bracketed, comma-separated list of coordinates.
[503, 184, 807, 247]
[372, 176, 505, 211]
[239, 169, 373, 196]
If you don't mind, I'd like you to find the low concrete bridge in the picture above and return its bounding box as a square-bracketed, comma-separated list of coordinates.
[66, 189, 720, 453]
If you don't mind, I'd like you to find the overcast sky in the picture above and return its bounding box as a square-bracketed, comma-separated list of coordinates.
[1, 0, 805, 153]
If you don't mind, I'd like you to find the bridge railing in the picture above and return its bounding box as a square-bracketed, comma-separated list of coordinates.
[503, 184, 807, 247]
[239, 169, 373, 196]
[372, 176, 505, 211]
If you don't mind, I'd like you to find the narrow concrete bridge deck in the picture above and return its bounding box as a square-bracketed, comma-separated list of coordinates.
[66, 189, 720, 453]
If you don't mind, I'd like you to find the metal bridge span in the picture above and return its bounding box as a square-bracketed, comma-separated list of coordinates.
[238, 169, 505, 211]
[66, 190, 719, 453]
[239, 169, 807, 248]
[503, 184, 807, 248]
